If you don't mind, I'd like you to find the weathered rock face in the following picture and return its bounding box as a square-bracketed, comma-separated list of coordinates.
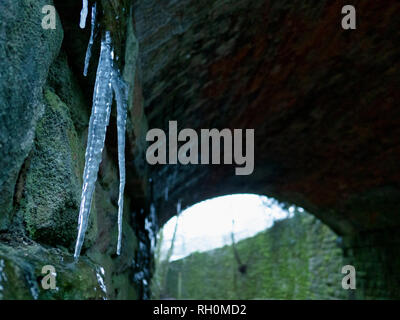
[0, 242, 107, 300]
[0, 0, 149, 299]
[0, 0, 63, 228]
[22, 88, 88, 247]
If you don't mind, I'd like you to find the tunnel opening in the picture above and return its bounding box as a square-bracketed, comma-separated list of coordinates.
[151, 194, 348, 300]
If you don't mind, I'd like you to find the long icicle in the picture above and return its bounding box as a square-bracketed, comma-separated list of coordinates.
[80, 0, 89, 29]
[112, 72, 128, 255]
[83, 3, 97, 77]
[79, 0, 89, 29]
[74, 32, 114, 259]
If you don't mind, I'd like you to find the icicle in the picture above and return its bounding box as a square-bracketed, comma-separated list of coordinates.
[80, 0, 89, 29]
[0, 259, 7, 296]
[74, 32, 114, 259]
[95, 266, 108, 299]
[76, 0, 131, 257]
[145, 203, 158, 253]
[83, 3, 97, 77]
[75, 26, 130, 258]
[112, 69, 128, 256]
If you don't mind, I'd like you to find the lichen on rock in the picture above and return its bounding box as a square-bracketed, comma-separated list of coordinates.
[0, 0, 63, 229]
[22, 89, 97, 249]
[0, 242, 106, 300]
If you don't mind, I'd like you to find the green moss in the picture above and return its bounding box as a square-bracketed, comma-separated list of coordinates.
[0, 0, 63, 229]
[22, 89, 96, 250]
[0, 242, 106, 300]
[46, 51, 89, 134]
[162, 213, 347, 300]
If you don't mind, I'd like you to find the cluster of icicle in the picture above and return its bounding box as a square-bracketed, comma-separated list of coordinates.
[74, 1, 128, 259]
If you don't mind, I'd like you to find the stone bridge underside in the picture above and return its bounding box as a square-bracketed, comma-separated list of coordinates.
[131, 0, 400, 298]
[134, 0, 400, 234]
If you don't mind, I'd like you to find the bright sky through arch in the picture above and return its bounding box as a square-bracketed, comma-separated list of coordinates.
[160, 194, 300, 261]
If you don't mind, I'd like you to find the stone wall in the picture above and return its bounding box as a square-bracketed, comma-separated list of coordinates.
[343, 231, 400, 299]
[163, 213, 349, 300]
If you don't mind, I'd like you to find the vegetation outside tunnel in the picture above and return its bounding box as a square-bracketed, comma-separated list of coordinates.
[153, 210, 348, 300]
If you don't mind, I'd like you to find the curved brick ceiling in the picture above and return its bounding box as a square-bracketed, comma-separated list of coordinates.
[135, 0, 400, 235]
